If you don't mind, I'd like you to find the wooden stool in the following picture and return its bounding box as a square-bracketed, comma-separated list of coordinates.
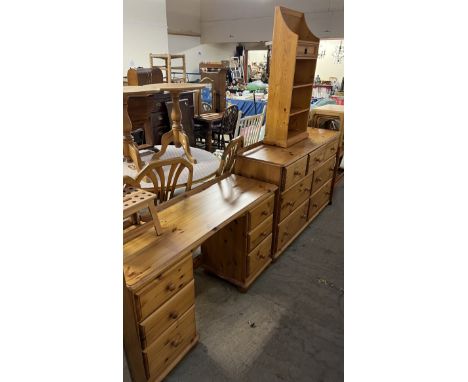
[123, 187, 162, 242]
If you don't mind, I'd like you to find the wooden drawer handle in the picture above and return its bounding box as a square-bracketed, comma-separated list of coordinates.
[314, 157, 321, 162]
[286, 201, 295, 207]
[330, 147, 336, 151]
[312, 203, 318, 208]
[257, 251, 266, 259]
[169, 311, 179, 320]
[301, 214, 307, 219]
[166, 282, 176, 292]
[329, 167, 334, 172]
[261, 210, 269, 216]
[170, 337, 183, 347]
[315, 177, 323, 183]
[304, 188, 311, 192]
[260, 232, 268, 237]
[293, 170, 302, 176]
[325, 192, 331, 196]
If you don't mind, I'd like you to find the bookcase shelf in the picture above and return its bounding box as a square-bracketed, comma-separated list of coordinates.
[263, 6, 319, 148]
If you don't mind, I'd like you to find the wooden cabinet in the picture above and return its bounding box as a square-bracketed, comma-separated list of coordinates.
[263, 6, 319, 148]
[235, 128, 340, 259]
[201, 194, 275, 291]
[124, 255, 197, 382]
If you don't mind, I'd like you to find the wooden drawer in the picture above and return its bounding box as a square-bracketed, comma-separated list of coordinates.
[283, 156, 308, 190]
[279, 173, 313, 221]
[311, 156, 335, 193]
[139, 280, 195, 348]
[135, 256, 193, 321]
[309, 180, 333, 219]
[277, 199, 309, 252]
[323, 140, 339, 160]
[308, 148, 325, 172]
[247, 234, 272, 277]
[248, 194, 274, 230]
[296, 43, 318, 59]
[248, 215, 273, 252]
[144, 306, 197, 379]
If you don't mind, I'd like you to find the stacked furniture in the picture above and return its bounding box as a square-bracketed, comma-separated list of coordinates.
[263, 6, 319, 148]
[235, 128, 339, 259]
[149, 53, 187, 83]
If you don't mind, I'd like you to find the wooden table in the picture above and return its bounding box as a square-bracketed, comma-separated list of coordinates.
[123, 145, 220, 188]
[193, 112, 223, 152]
[123, 83, 206, 171]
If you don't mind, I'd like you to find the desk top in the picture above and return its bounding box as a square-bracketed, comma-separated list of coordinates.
[123, 174, 277, 291]
[123, 83, 205, 96]
[238, 128, 339, 167]
[312, 104, 344, 115]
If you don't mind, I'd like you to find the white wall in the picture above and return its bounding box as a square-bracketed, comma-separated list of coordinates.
[168, 35, 236, 75]
[315, 39, 344, 81]
[123, 0, 169, 75]
[166, 0, 201, 34]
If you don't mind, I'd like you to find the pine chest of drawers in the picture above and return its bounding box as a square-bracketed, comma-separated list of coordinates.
[234, 128, 340, 259]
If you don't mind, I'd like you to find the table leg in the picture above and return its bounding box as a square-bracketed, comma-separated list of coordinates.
[123, 94, 144, 171]
[206, 122, 212, 152]
[152, 90, 197, 164]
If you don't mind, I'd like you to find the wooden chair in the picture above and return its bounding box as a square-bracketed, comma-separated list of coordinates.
[215, 135, 244, 177]
[212, 105, 239, 149]
[234, 108, 265, 147]
[125, 158, 194, 204]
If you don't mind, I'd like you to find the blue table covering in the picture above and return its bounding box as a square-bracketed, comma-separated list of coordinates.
[226, 98, 267, 117]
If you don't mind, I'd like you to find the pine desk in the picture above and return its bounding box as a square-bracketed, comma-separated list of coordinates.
[124, 174, 277, 382]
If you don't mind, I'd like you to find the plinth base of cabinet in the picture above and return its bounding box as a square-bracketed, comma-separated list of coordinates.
[148, 334, 199, 382]
[202, 258, 272, 292]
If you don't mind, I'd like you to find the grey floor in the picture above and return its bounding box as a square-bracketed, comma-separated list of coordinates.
[125, 181, 344, 382]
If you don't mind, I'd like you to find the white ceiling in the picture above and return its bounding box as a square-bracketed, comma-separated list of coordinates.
[166, 0, 344, 41]
[200, 0, 343, 22]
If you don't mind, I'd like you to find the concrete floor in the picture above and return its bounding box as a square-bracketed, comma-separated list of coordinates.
[125, 181, 343, 382]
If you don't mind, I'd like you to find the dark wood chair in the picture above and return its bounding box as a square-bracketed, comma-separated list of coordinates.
[212, 105, 239, 149]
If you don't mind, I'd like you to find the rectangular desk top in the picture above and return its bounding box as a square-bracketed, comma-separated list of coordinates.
[123, 174, 277, 291]
[238, 128, 339, 167]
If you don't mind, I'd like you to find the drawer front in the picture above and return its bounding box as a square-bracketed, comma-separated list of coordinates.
[283, 156, 308, 190]
[247, 234, 272, 277]
[309, 180, 333, 219]
[277, 199, 309, 252]
[311, 156, 336, 193]
[144, 306, 197, 379]
[139, 280, 195, 348]
[135, 256, 193, 321]
[279, 173, 313, 221]
[296, 44, 318, 59]
[323, 140, 339, 160]
[248, 194, 274, 230]
[248, 215, 273, 252]
[308, 148, 325, 173]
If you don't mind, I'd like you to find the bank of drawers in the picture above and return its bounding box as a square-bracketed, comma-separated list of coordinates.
[201, 194, 275, 290]
[275, 139, 337, 254]
[133, 255, 197, 381]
